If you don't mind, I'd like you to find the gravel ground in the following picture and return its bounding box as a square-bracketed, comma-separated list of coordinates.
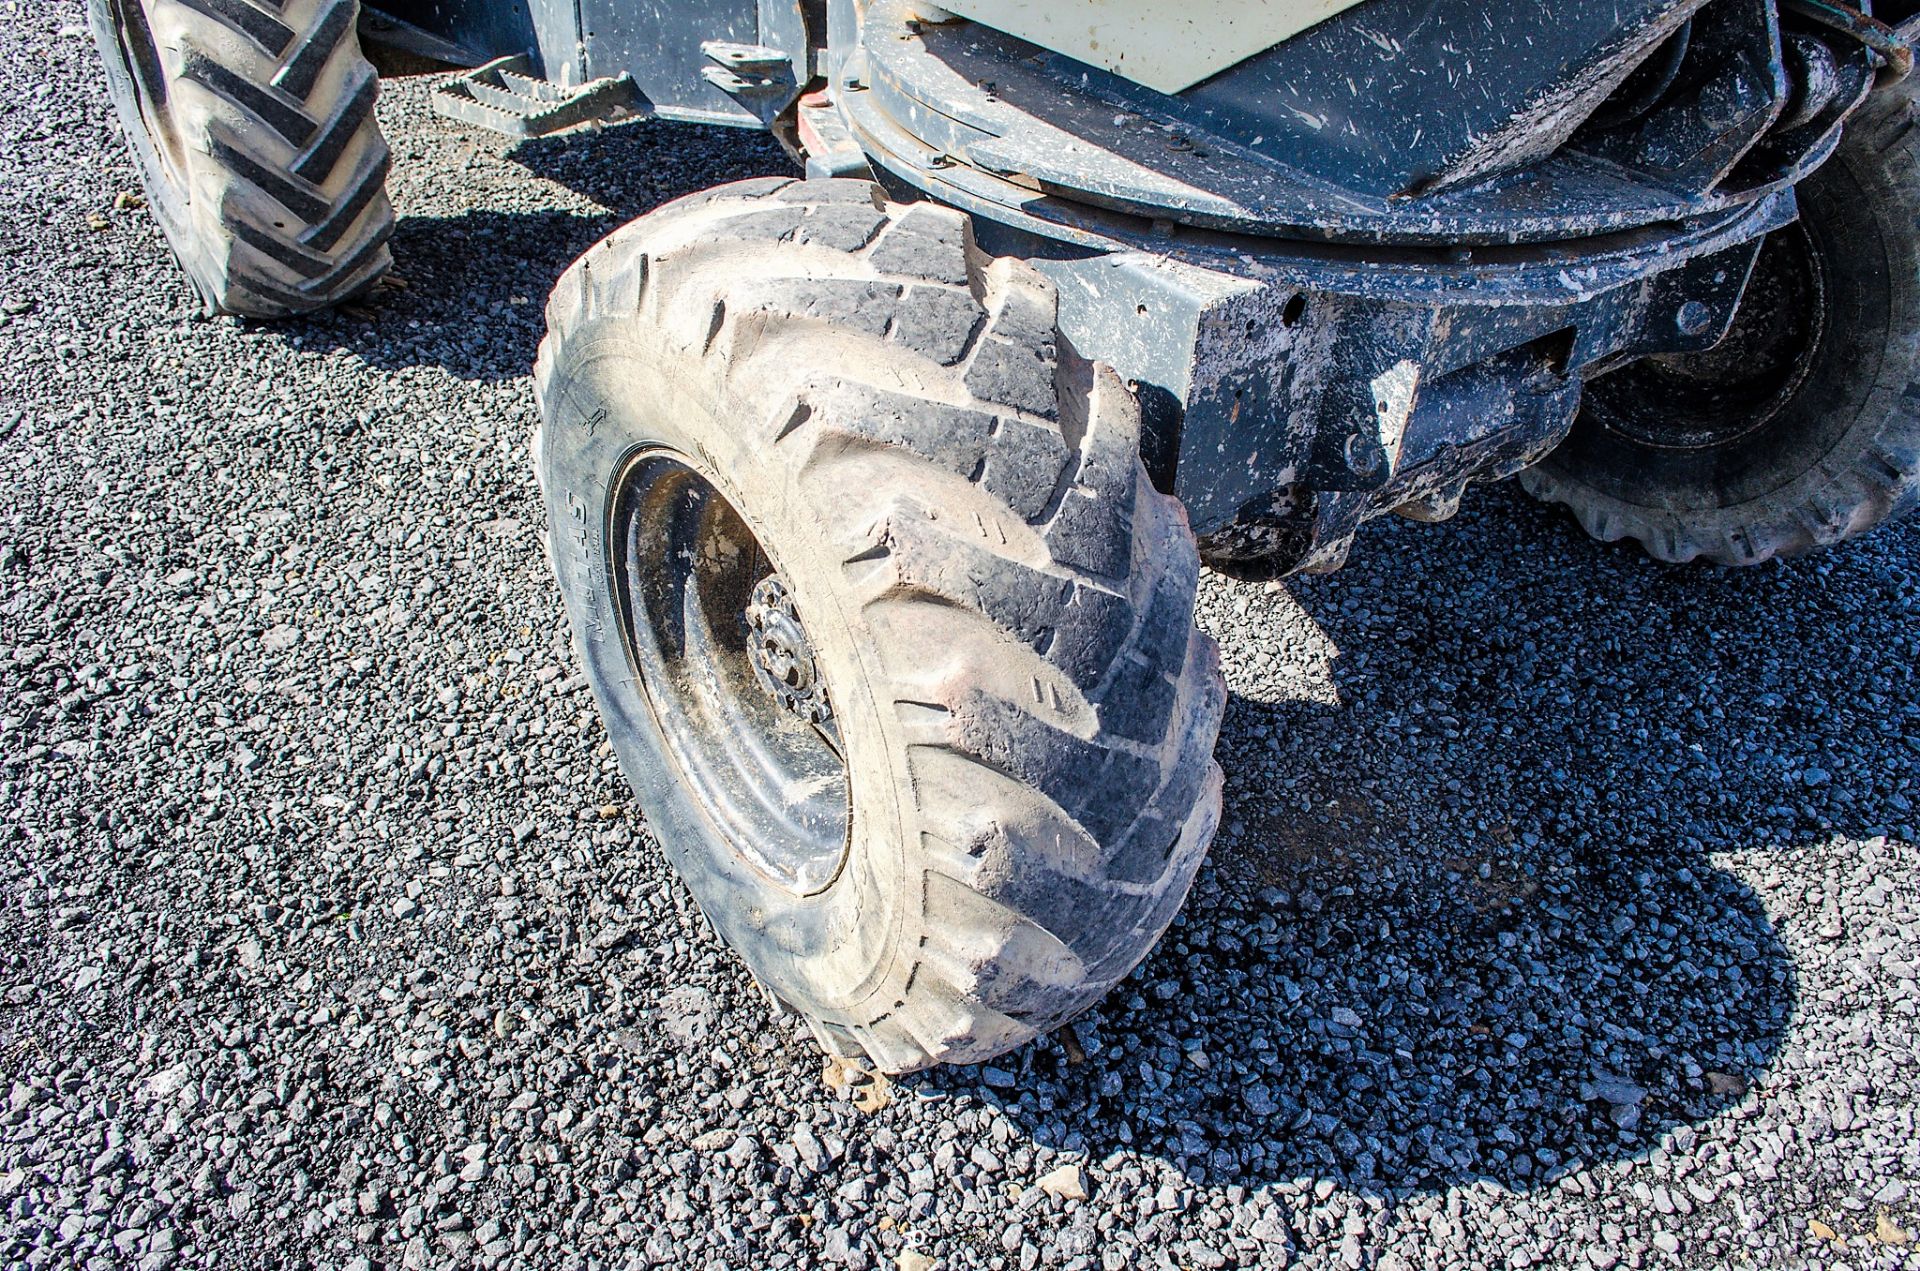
[4, 6, 1919, 1270]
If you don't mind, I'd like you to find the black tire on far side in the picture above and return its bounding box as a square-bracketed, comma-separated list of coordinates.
[1521, 79, 1920, 563]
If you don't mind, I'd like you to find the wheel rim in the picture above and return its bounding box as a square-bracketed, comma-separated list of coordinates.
[609, 450, 851, 897]
[1582, 218, 1828, 451]
[108, 0, 188, 184]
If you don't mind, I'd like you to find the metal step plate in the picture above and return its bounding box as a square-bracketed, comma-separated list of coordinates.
[431, 55, 644, 138]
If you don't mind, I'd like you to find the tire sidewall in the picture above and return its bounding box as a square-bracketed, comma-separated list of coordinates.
[90, 0, 216, 309]
[539, 323, 922, 1022]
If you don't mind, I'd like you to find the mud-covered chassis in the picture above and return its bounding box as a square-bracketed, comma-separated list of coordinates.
[827, 0, 1918, 574]
[354, 0, 1920, 573]
[93, 0, 1920, 1071]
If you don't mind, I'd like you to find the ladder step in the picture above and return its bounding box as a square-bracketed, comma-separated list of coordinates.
[498, 69, 571, 103]
[467, 80, 540, 113]
[430, 55, 644, 138]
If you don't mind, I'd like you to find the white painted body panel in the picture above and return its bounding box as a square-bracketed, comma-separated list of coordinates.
[932, 0, 1372, 94]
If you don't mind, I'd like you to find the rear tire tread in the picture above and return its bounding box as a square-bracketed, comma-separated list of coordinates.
[92, 0, 393, 317]
[1519, 82, 1920, 565]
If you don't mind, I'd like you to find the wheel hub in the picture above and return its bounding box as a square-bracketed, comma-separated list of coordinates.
[609, 451, 850, 896]
[745, 575, 839, 748]
[1583, 218, 1827, 452]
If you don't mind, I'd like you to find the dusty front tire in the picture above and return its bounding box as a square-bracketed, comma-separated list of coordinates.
[90, 0, 394, 317]
[1520, 80, 1920, 564]
[533, 179, 1225, 1072]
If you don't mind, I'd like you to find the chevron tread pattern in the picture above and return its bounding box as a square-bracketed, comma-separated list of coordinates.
[93, 0, 393, 317]
[176, 0, 291, 55]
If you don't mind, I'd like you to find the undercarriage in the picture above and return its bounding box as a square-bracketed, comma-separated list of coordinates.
[832, 0, 1899, 572]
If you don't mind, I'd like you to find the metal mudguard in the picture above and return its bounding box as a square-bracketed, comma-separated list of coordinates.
[826, 0, 1899, 572]
[837, 0, 1875, 245]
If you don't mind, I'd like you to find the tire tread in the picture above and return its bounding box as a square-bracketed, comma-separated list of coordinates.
[1518, 82, 1920, 564]
[534, 181, 1225, 1071]
[93, 0, 393, 317]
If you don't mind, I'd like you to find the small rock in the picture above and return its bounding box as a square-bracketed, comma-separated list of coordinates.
[793, 1124, 828, 1172]
[1705, 1071, 1747, 1097]
[145, 1062, 190, 1099]
[1035, 1164, 1088, 1202]
[1581, 1073, 1648, 1107]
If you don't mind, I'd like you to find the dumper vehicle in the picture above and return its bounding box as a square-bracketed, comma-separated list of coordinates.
[92, 0, 1920, 1072]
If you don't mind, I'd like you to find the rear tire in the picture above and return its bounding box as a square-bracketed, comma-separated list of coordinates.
[1520, 80, 1920, 564]
[90, 0, 395, 318]
[534, 179, 1225, 1072]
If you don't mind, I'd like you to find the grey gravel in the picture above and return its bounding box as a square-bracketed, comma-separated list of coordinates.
[4, 4, 1919, 1269]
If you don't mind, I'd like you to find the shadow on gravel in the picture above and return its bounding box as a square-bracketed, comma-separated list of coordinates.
[266, 121, 786, 382]
[918, 486, 1920, 1198]
[267, 207, 618, 382]
[945, 829, 1795, 1199]
[503, 120, 789, 220]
